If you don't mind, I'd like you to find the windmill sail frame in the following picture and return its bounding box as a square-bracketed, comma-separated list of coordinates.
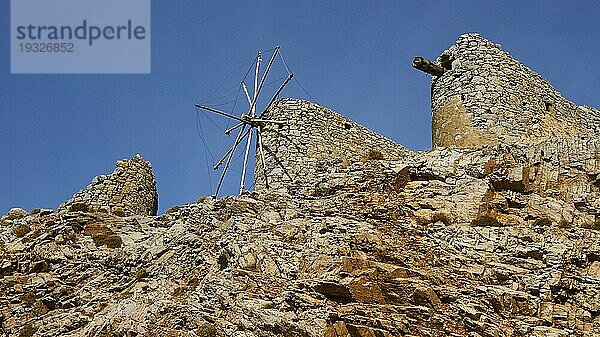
[195, 46, 294, 197]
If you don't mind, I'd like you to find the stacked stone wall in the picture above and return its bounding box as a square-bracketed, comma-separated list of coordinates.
[255, 98, 413, 193]
[59, 154, 158, 216]
[430, 33, 600, 148]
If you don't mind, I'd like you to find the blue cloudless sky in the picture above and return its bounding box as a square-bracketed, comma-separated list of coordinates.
[1, 1, 599, 215]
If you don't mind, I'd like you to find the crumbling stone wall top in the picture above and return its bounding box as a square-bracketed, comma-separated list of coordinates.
[59, 154, 158, 216]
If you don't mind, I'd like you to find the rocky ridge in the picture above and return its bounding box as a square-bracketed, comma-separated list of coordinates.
[2, 32, 600, 337]
[1, 143, 599, 337]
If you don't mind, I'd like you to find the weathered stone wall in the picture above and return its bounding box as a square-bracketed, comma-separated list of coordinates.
[429, 33, 600, 148]
[254, 98, 413, 193]
[59, 154, 158, 216]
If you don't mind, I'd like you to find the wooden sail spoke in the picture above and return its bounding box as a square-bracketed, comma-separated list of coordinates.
[196, 46, 296, 197]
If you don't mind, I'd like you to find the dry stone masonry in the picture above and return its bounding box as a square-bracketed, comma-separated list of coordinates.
[425, 33, 600, 148]
[58, 154, 158, 216]
[255, 98, 413, 193]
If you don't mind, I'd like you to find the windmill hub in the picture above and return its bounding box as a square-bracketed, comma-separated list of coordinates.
[240, 114, 253, 124]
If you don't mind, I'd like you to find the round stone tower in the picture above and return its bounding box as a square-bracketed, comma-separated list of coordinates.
[416, 33, 600, 148]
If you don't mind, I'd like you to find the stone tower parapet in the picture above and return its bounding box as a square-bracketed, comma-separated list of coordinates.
[255, 98, 413, 193]
[59, 154, 158, 216]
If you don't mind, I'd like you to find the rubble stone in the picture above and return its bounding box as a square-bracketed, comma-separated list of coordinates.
[58, 154, 158, 216]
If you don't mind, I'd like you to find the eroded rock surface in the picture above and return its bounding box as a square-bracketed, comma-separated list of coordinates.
[1, 144, 599, 336]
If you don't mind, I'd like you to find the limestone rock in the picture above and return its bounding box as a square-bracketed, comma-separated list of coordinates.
[5, 208, 27, 220]
[1, 150, 599, 336]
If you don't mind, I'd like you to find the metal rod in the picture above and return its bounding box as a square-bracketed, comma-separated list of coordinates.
[195, 104, 245, 123]
[252, 52, 262, 117]
[214, 124, 248, 197]
[225, 122, 244, 135]
[249, 118, 286, 124]
[248, 46, 280, 117]
[257, 127, 269, 189]
[239, 128, 254, 194]
[241, 81, 252, 106]
[213, 127, 251, 170]
[261, 73, 293, 116]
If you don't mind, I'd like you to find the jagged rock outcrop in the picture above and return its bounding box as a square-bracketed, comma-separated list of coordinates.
[1, 145, 599, 336]
[59, 155, 158, 217]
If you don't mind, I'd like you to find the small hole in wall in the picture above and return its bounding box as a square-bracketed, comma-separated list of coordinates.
[544, 102, 554, 112]
[440, 54, 454, 70]
[461, 94, 465, 101]
[344, 122, 352, 130]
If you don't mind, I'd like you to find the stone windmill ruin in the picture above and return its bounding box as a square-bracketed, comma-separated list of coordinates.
[195, 46, 293, 197]
[195, 46, 415, 198]
[196, 33, 600, 200]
